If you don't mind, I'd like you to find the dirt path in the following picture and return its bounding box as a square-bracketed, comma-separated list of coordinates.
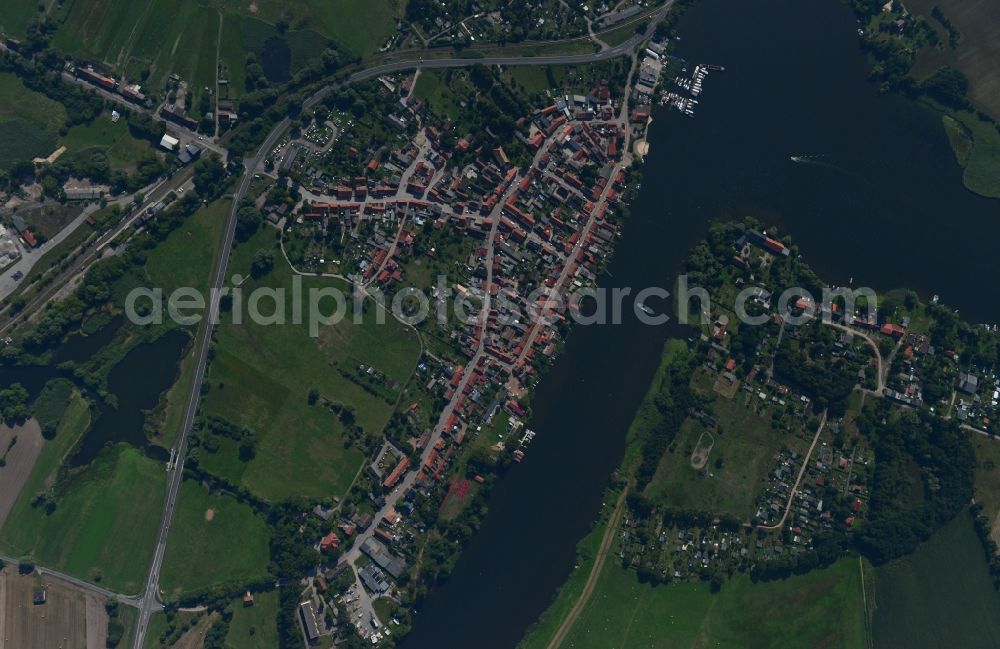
[825, 323, 886, 394]
[545, 487, 629, 649]
[759, 409, 827, 531]
[0, 419, 44, 529]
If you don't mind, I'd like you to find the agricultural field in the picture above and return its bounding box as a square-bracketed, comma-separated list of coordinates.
[0, 72, 66, 169]
[872, 509, 1000, 649]
[159, 479, 271, 599]
[551, 557, 866, 649]
[198, 228, 421, 501]
[0, 565, 111, 649]
[906, 0, 1000, 121]
[643, 374, 808, 519]
[0, 390, 90, 538]
[5, 0, 401, 105]
[0, 443, 166, 594]
[0, 420, 44, 530]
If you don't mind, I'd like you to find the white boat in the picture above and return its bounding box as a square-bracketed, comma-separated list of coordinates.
[637, 302, 656, 315]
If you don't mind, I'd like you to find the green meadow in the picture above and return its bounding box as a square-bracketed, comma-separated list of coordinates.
[227, 589, 280, 649]
[160, 479, 271, 599]
[198, 228, 421, 501]
[0, 442, 166, 594]
[0, 72, 66, 168]
[537, 557, 867, 649]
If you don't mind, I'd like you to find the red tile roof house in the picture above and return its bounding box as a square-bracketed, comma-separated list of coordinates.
[320, 531, 340, 552]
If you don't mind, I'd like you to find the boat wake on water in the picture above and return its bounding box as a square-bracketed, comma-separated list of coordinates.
[789, 153, 873, 186]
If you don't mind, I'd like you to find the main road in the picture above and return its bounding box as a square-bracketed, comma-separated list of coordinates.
[129, 8, 669, 646]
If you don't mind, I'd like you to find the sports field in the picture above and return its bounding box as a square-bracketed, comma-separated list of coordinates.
[545, 557, 866, 649]
[159, 479, 271, 599]
[199, 228, 421, 500]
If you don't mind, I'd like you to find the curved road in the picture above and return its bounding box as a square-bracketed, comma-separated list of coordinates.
[130, 8, 670, 646]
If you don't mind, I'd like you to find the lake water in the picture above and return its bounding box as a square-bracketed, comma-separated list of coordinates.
[0, 328, 189, 465]
[399, 0, 1000, 647]
[68, 329, 189, 465]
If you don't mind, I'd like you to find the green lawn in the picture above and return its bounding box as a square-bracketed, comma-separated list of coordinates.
[553, 558, 866, 649]
[227, 590, 280, 649]
[246, 0, 399, 57]
[0, 71, 66, 168]
[0, 443, 166, 594]
[160, 479, 271, 599]
[414, 71, 462, 121]
[199, 228, 420, 500]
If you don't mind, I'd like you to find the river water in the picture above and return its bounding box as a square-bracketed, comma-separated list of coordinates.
[400, 0, 1000, 647]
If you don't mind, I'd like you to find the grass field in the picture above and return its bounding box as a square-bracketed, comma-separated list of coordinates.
[0, 442, 165, 593]
[159, 479, 271, 598]
[945, 109, 1000, 198]
[60, 111, 159, 173]
[227, 589, 280, 649]
[144, 198, 230, 294]
[907, 0, 1000, 121]
[414, 71, 461, 121]
[199, 228, 420, 500]
[140, 197, 230, 451]
[0, 443, 165, 594]
[0, 71, 66, 168]
[872, 509, 1000, 649]
[0, 391, 90, 536]
[550, 557, 866, 649]
[643, 383, 805, 519]
[245, 0, 401, 57]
